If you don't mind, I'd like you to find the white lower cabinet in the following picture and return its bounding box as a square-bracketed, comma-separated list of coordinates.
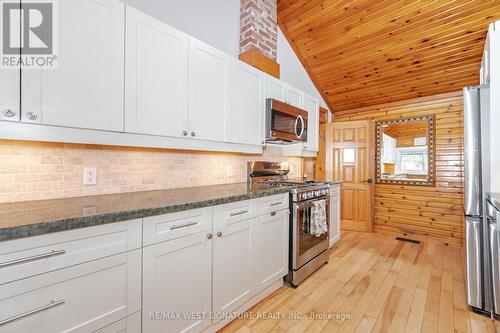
[254, 209, 289, 293]
[0, 250, 141, 333]
[142, 232, 212, 333]
[329, 186, 341, 247]
[212, 217, 254, 317]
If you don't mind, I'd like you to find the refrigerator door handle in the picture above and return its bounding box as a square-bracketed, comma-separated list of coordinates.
[466, 218, 483, 309]
[490, 217, 500, 315]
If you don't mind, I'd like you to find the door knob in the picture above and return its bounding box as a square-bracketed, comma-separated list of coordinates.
[190, 132, 195, 137]
[182, 130, 187, 136]
[216, 231, 222, 238]
[207, 234, 213, 240]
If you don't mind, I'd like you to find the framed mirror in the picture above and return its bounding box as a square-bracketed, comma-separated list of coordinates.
[376, 115, 435, 186]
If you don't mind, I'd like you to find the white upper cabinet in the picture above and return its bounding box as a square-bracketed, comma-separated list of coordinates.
[0, 68, 20, 123]
[21, 0, 125, 131]
[284, 84, 304, 108]
[188, 37, 230, 142]
[303, 93, 319, 152]
[125, 7, 189, 137]
[227, 60, 265, 145]
[265, 74, 286, 101]
[0, 0, 20, 124]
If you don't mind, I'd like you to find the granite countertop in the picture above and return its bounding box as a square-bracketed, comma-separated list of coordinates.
[0, 183, 292, 242]
[487, 192, 500, 211]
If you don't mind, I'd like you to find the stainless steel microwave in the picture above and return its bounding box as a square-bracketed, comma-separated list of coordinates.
[265, 98, 308, 144]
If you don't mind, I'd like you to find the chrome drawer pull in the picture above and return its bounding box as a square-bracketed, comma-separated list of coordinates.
[0, 299, 65, 326]
[0, 249, 66, 269]
[170, 221, 197, 230]
[230, 210, 248, 217]
[270, 202, 282, 206]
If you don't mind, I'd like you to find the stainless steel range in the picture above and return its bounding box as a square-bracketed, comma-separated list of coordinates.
[248, 161, 330, 287]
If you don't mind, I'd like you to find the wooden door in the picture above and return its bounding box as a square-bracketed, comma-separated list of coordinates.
[188, 37, 230, 142]
[329, 120, 374, 232]
[227, 59, 264, 146]
[21, 0, 125, 131]
[124, 6, 189, 137]
[142, 232, 212, 333]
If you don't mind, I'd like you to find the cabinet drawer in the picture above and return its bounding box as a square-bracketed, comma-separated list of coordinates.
[95, 312, 141, 333]
[0, 219, 142, 285]
[213, 200, 253, 227]
[0, 250, 141, 333]
[253, 193, 289, 217]
[143, 207, 212, 246]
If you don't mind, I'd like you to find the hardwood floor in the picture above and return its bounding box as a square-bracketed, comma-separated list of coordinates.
[219, 232, 499, 333]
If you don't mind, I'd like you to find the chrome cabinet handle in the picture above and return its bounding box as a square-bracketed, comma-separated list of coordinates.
[0, 299, 65, 326]
[190, 132, 195, 137]
[182, 130, 187, 136]
[2, 109, 15, 118]
[230, 210, 248, 217]
[207, 233, 213, 240]
[217, 231, 222, 238]
[25, 112, 38, 120]
[170, 221, 197, 230]
[0, 249, 66, 269]
[270, 202, 282, 207]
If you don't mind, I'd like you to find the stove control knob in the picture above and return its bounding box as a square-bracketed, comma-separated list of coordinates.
[307, 192, 313, 199]
[320, 189, 326, 195]
[315, 190, 320, 196]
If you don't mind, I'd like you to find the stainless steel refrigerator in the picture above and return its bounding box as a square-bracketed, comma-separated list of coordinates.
[463, 85, 493, 316]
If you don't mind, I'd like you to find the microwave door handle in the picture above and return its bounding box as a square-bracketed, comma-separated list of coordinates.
[294, 116, 300, 138]
[296, 115, 305, 139]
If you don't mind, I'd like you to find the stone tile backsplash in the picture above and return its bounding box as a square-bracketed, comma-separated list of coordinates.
[0, 140, 302, 203]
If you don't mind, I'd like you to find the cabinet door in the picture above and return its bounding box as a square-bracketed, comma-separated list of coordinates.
[142, 232, 212, 333]
[303, 93, 319, 152]
[212, 216, 253, 317]
[0, 251, 141, 333]
[254, 209, 288, 292]
[227, 60, 264, 145]
[284, 84, 304, 108]
[188, 37, 230, 142]
[21, 0, 125, 131]
[265, 75, 285, 101]
[125, 7, 188, 137]
[329, 194, 341, 247]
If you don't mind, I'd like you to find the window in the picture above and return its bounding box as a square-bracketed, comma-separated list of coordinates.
[343, 148, 355, 163]
[396, 147, 428, 174]
[401, 152, 425, 171]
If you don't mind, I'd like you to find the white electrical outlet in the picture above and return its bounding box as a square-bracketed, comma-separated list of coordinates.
[227, 165, 233, 177]
[83, 167, 97, 186]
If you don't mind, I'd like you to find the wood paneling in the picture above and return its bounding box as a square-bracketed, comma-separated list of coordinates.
[335, 91, 465, 247]
[277, 0, 500, 112]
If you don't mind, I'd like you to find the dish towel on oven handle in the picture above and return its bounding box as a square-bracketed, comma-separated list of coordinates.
[310, 199, 327, 237]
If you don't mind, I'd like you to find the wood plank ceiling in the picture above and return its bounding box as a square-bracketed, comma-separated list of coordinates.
[277, 0, 500, 113]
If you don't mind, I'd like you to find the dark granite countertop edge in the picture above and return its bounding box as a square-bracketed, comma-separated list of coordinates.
[0, 187, 291, 242]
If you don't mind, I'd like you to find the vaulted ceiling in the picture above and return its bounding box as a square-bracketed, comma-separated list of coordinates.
[277, 0, 500, 113]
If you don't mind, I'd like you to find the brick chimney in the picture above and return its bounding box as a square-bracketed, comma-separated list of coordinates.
[239, 0, 280, 78]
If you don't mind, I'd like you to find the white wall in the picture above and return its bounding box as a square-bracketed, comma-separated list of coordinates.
[489, 21, 500, 192]
[121, 0, 328, 110]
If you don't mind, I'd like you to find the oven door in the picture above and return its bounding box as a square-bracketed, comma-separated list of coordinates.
[292, 198, 330, 269]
